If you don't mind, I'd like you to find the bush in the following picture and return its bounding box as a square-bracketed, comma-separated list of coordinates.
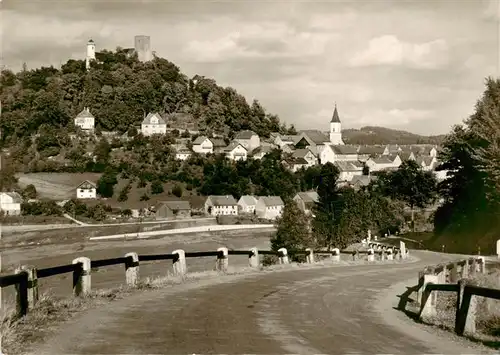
[150, 180, 164, 195]
[171, 184, 183, 198]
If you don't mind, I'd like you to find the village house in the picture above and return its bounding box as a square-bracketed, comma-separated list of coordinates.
[192, 136, 214, 154]
[358, 145, 390, 161]
[385, 154, 403, 168]
[0, 192, 22, 216]
[76, 180, 97, 199]
[234, 130, 260, 152]
[416, 156, 437, 171]
[74, 107, 95, 131]
[141, 112, 167, 136]
[156, 200, 191, 220]
[335, 161, 364, 182]
[291, 148, 318, 167]
[255, 196, 284, 220]
[210, 138, 227, 154]
[386, 144, 401, 155]
[204, 195, 239, 216]
[282, 157, 309, 172]
[293, 191, 319, 216]
[274, 134, 300, 148]
[295, 130, 330, 155]
[225, 141, 248, 161]
[281, 144, 295, 154]
[174, 145, 192, 161]
[251, 145, 274, 160]
[365, 157, 397, 172]
[238, 195, 259, 214]
[397, 150, 416, 161]
[348, 175, 377, 190]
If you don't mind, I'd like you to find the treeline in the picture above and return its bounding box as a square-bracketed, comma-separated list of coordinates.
[0, 48, 293, 148]
[271, 160, 438, 255]
[432, 77, 500, 250]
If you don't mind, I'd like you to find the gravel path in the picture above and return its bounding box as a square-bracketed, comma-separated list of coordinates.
[30, 251, 494, 355]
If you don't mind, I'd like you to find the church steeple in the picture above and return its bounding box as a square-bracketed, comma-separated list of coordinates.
[331, 103, 341, 123]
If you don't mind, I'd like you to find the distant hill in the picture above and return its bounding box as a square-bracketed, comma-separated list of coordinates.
[342, 126, 446, 145]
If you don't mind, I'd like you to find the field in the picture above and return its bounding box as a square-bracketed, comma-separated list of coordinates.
[15, 172, 205, 209]
[16, 172, 103, 200]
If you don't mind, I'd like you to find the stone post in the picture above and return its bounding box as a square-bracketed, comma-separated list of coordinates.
[367, 248, 375, 262]
[461, 260, 469, 279]
[305, 248, 314, 264]
[331, 248, 340, 262]
[72, 257, 91, 297]
[386, 248, 393, 261]
[449, 263, 459, 284]
[374, 235, 378, 241]
[352, 250, 358, 261]
[399, 241, 406, 259]
[456, 280, 477, 336]
[419, 274, 438, 322]
[477, 256, 486, 274]
[172, 249, 187, 276]
[124, 252, 139, 287]
[216, 247, 229, 272]
[278, 248, 289, 264]
[249, 247, 259, 268]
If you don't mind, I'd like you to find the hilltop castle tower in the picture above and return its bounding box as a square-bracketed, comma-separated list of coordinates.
[329, 103, 344, 145]
[134, 35, 152, 63]
[86, 39, 96, 70]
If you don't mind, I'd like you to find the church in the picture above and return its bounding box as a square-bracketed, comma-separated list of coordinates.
[329, 104, 344, 145]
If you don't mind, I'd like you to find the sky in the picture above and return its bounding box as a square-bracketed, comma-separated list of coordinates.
[1, 0, 499, 135]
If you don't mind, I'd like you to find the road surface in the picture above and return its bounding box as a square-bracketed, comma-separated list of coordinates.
[32, 251, 491, 354]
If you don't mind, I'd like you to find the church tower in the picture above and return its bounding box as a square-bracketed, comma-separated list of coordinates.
[86, 39, 96, 70]
[329, 103, 344, 145]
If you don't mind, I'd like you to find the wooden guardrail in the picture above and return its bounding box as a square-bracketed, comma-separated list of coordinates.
[416, 256, 500, 336]
[0, 244, 407, 318]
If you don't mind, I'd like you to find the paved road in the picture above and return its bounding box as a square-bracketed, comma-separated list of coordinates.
[33, 251, 490, 354]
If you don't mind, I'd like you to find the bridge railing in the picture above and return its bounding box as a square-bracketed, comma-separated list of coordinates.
[416, 257, 500, 336]
[0, 244, 407, 318]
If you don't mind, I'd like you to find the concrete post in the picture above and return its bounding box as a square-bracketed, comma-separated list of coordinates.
[399, 241, 406, 259]
[449, 263, 459, 283]
[172, 249, 187, 276]
[419, 274, 438, 322]
[470, 259, 477, 277]
[461, 260, 469, 279]
[477, 256, 486, 274]
[331, 248, 340, 262]
[72, 257, 91, 297]
[278, 248, 289, 264]
[14, 266, 38, 317]
[124, 252, 139, 287]
[456, 280, 477, 336]
[249, 247, 259, 268]
[380, 250, 386, 261]
[367, 249, 375, 262]
[386, 249, 393, 261]
[352, 250, 358, 261]
[374, 235, 378, 241]
[305, 248, 314, 264]
[216, 247, 229, 272]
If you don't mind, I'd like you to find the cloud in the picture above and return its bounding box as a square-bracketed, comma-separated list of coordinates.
[483, 0, 500, 20]
[350, 35, 449, 69]
[182, 22, 333, 63]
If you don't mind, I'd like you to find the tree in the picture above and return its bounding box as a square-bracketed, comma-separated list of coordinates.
[171, 184, 183, 197]
[96, 168, 118, 198]
[270, 201, 312, 259]
[381, 160, 437, 230]
[22, 184, 37, 199]
[118, 183, 131, 202]
[150, 180, 164, 194]
[312, 163, 341, 248]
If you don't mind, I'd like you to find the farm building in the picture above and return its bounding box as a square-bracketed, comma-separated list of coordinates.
[0, 192, 22, 215]
[156, 200, 191, 219]
[255, 196, 284, 220]
[204, 195, 238, 216]
[76, 180, 97, 199]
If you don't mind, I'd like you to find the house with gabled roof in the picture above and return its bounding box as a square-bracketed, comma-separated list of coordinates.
[295, 130, 330, 155]
[74, 107, 95, 131]
[282, 157, 309, 172]
[416, 156, 437, 171]
[225, 141, 248, 161]
[293, 191, 319, 216]
[365, 156, 396, 172]
[274, 134, 301, 148]
[251, 145, 274, 160]
[358, 145, 389, 161]
[76, 180, 97, 199]
[292, 148, 317, 166]
[156, 200, 191, 219]
[238, 195, 259, 214]
[204, 195, 238, 216]
[255, 196, 284, 220]
[141, 112, 167, 136]
[192, 136, 214, 154]
[234, 130, 260, 152]
[0, 192, 22, 215]
[335, 161, 364, 182]
[209, 138, 227, 153]
[173, 145, 192, 161]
